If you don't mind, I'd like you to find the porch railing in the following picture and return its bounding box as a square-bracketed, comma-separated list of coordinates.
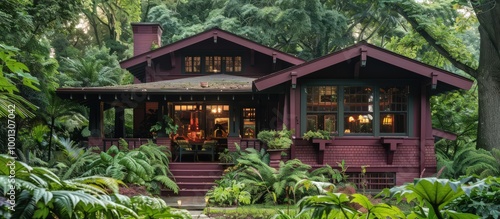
[102, 138, 152, 151]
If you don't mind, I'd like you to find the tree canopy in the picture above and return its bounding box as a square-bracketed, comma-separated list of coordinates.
[0, 0, 496, 157]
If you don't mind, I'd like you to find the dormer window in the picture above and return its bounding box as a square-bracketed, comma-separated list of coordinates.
[184, 55, 242, 73]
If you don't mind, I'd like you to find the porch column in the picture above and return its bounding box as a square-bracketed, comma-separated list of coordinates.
[228, 102, 241, 137]
[157, 100, 168, 136]
[114, 106, 125, 138]
[419, 83, 427, 174]
[88, 100, 104, 149]
[89, 100, 103, 137]
[290, 72, 299, 137]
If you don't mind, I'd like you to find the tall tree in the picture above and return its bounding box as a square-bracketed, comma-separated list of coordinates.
[381, 0, 498, 151]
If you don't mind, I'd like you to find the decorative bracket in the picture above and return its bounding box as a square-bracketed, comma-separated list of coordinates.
[291, 71, 297, 89]
[360, 48, 367, 67]
[380, 138, 404, 165]
[146, 55, 152, 67]
[311, 139, 333, 165]
[431, 72, 438, 89]
[170, 52, 175, 67]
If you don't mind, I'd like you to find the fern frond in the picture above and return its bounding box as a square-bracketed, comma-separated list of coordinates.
[153, 175, 179, 194]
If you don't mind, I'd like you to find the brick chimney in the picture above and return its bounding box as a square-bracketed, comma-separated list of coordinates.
[131, 23, 163, 56]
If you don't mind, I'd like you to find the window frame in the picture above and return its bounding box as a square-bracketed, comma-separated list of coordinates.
[301, 80, 413, 137]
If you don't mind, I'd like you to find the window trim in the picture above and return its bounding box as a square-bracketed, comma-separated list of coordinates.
[301, 80, 413, 137]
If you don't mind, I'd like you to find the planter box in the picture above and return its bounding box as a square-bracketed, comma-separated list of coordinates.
[267, 149, 286, 169]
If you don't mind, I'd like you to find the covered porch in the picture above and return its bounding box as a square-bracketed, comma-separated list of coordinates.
[56, 74, 284, 162]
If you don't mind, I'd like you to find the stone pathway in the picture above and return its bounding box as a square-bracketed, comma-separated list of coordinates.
[162, 196, 213, 218]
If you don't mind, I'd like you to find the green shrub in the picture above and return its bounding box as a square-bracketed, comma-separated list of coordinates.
[447, 176, 500, 218]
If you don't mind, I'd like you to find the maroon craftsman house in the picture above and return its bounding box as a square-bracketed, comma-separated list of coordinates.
[57, 23, 473, 195]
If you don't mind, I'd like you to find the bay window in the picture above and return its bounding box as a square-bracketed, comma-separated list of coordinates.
[304, 84, 409, 136]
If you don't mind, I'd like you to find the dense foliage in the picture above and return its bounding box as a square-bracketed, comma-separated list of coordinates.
[208, 148, 353, 206]
[0, 154, 188, 219]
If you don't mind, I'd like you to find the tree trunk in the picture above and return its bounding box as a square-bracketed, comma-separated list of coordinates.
[476, 26, 500, 151]
[474, 2, 500, 151]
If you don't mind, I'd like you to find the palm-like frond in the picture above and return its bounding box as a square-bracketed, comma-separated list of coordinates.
[0, 155, 140, 219]
[0, 92, 37, 118]
[153, 175, 180, 194]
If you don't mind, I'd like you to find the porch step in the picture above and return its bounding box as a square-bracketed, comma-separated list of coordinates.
[177, 182, 216, 189]
[164, 162, 229, 197]
[174, 175, 221, 182]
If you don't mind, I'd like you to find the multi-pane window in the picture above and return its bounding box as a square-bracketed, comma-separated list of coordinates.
[184, 56, 201, 73]
[225, 56, 242, 72]
[379, 86, 409, 133]
[306, 86, 337, 134]
[205, 56, 222, 73]
[305, 85, 409, 136]
[344, 87, 373, 134]
[242, 108, 256, 138]
[185, 55, 242, 73]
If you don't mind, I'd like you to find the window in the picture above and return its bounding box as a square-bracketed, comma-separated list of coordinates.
[185, 56, 201, 73]
[184, 55, 242, 73]
[242, 108, 256, 138]
[379, 86, 409, 134]
[306, 86, 338, 134]
[344, 87, 373, 134]
[205, 56, 222, 73]
[225, 56, 242, 72]
[304, 84, 409, 136]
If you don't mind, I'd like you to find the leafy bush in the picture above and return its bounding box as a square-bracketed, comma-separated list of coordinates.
[206, 179, 251, 207]
[82, 141, 178, 195]
[302, 130, 331, 141]
[448, 176, 500, 218]
[0, 154, 187, 219]
[257, 125, 293, 149]
[381, 177, 482, 219]
[0, 154, 137, 218]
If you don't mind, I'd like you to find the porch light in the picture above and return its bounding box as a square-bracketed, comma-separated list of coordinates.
[383, 115, 393, 126]
[345, 129, 351, 133]
[177, 200, 182, 207]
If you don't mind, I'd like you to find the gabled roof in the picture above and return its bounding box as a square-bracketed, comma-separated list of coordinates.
[253, 42, 474, 93]
[120, 27, 305, 69]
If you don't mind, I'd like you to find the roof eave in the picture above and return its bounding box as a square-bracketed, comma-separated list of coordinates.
[253, 42, 474, 92]
[120, 28, 305, 69]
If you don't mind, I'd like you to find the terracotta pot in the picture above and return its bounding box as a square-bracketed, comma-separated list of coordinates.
[200, 82, 209, 88]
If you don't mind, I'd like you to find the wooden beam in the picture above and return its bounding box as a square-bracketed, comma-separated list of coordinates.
[419, 83, 427, 174]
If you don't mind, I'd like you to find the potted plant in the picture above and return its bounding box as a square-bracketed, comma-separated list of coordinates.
[150, 115, 178, 139]
[257, 125, 293, 168]
[302, 130, 332, 141]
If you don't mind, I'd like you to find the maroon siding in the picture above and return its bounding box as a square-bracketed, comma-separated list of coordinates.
[292, 138, 437, 186]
